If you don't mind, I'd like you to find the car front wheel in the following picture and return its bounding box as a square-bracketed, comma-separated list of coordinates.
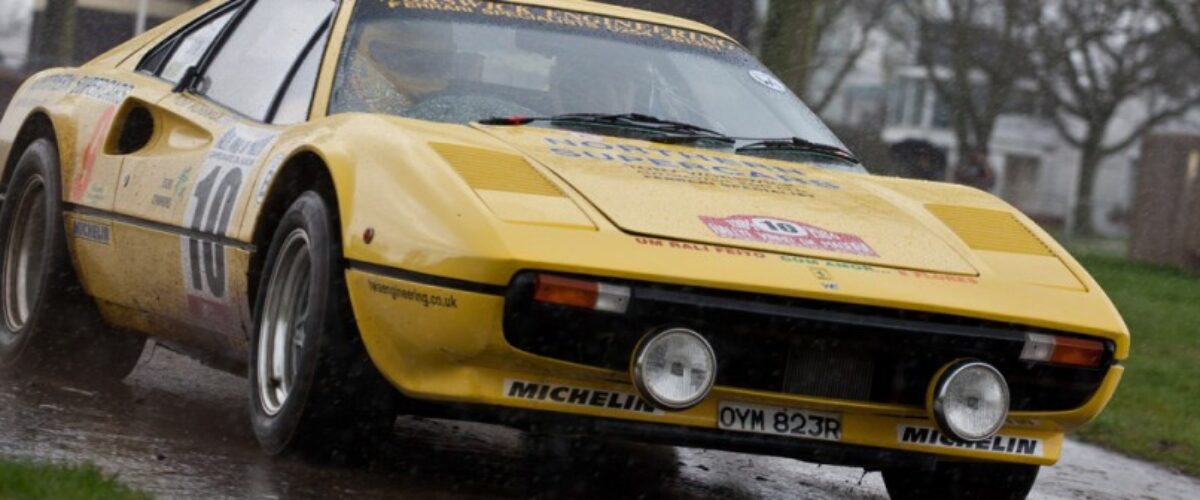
[249, 190, 395, 462]
[882, 461, 1039, 500]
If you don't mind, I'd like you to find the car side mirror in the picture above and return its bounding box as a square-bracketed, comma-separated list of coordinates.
[173, 65, 200, 93]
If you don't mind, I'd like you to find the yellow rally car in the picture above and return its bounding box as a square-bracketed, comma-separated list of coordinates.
[0, 0, 1127, 498]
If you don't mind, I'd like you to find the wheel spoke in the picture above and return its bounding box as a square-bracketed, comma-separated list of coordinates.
[255, 228, 312, 417]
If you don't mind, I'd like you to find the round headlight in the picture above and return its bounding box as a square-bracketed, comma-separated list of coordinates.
[928, 360, 1010, 441]
[632, 328, 716, 411]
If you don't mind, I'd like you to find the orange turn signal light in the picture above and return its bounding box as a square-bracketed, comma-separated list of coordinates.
[533, 274, 630, 314]
[1020, 333, 1106, 367]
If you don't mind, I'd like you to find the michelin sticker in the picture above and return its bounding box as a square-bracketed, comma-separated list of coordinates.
[749, 70, 788, 93]
[180, 125, 279, 325]
[897, 425, 1043, 457]
[72, 220, 111, 245]
[504, 379, 664, 416]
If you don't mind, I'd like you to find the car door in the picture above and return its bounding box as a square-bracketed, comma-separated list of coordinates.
[75, 0, 336, 363]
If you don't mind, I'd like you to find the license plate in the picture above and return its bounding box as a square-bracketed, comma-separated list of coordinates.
[717, 401, 842, 442]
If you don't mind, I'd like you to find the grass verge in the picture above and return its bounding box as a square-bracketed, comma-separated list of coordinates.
[0, 460, 150, 500]
[1072, 254, 1200, 477]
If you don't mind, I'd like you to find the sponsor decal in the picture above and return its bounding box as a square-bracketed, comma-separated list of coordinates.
[28, 74, 76, 93]
[180, 125, 278, 322]
[254, 154, 285, 204]
[634, 236, 767, 259]
[896, 269, 979, 285]
[173, 166, 194, 200]
[367, 280, 458, 309]
[543, 136, 841, 196]
[69, 76, 133, 104]
[749, 70, 787, 93]
[71, 105, 119, 202]
[389, 0, 737, 53]
[897, 425, 1043, 457]
[503, 379, 663, 415]
[780, 254, 888, 274]
[168, 94, 233, 125]
[701, 215, 878, 257]
[72, 220, 111, 245]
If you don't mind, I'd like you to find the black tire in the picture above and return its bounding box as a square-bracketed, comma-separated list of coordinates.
[882, 461, 1040, 500]
[0, 138, 145, 382]
[248, 190, 396, 462]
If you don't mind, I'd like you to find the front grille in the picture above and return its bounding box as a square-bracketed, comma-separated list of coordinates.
[784, 347, 874, 401]
[503, 272, 1114, 412]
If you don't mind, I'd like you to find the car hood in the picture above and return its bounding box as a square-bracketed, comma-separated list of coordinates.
[475, 124, 978, 276]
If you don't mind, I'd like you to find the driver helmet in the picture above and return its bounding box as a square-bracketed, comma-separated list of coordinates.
[355, 20, 455, 106]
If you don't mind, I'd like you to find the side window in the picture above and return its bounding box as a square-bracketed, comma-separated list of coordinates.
[202, 0, 334, 121]
[273, 29, 331, 125]
[140, 10, 236, 84]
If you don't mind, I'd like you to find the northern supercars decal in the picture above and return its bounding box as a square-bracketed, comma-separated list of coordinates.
[897, 425, 1043, 457]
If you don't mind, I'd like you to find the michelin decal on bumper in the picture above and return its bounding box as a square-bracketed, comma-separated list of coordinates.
[897, 425, 1043, 457]
[503, 379, 664, 416]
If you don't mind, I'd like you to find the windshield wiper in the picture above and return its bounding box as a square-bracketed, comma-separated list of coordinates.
[736, 137, 861, 165]
[479, 113, 736, 144]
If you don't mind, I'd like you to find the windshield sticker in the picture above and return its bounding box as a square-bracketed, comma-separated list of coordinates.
[385, 0, 737, 53]
[749, 70, 787, 93]
[898, 425, 1043, 457]
[701, 216, 879, 258]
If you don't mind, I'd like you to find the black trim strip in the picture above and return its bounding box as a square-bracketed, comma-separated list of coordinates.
[66, 204, 254, 251]
[347, 260, 507, 296]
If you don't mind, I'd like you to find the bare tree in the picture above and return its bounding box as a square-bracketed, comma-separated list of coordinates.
[31, 0, 76, 68]
[1034, 0, 1200, 236]
[1156, 0, 1200, 56]
[897, 0, 1040, 166]
[760, 0, 891, 114]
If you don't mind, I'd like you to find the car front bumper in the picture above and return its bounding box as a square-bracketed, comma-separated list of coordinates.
[346, 266, 1124, 468]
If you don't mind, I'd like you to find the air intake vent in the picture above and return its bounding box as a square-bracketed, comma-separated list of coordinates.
[926, 204, 1053, 256]
[430, 143, 563, 197]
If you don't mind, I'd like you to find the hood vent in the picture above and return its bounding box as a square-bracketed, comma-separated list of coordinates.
[430, 142, 563, 197]
[926, 205, 1053, 256]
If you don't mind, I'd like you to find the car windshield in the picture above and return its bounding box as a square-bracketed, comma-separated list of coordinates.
[329, 0, 848, 158]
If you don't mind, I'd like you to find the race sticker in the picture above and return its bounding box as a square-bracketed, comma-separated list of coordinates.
[180, 125, 279, 323]
[897, 425, 1043, 457]
[503, 379, 664, 416]
[700, 215, 878, 257]
[749, 70, 788, 93]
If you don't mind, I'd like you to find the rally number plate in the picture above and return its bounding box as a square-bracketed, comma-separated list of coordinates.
[717, 402, 842, 442]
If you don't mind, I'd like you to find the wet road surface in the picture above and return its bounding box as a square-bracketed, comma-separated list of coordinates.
[1, 346, 1197, 499]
